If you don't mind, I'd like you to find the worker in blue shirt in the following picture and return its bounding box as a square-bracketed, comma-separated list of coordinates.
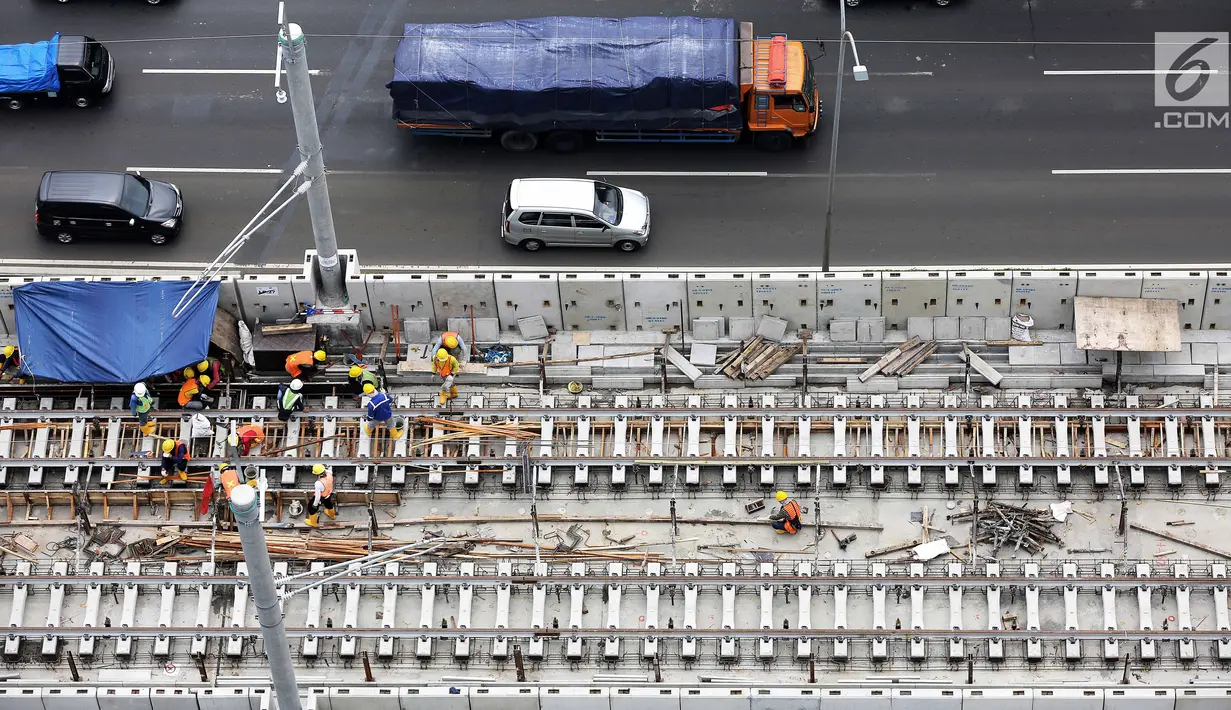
[363, 384, 403, 439]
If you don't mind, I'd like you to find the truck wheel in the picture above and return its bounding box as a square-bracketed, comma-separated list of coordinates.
[754, 132, 793, 152]
[74, 97, 91, 108]
[6, 99, 23, 111]
[500, 131, 539, 153]
[519, 239, 545, 252]
[546, 131, 583, 154]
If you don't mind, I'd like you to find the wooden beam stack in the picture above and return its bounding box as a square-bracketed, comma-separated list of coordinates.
[714, 337, 803, 380]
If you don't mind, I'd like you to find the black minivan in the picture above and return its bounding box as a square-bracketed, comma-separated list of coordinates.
[36, 171, 183, 245]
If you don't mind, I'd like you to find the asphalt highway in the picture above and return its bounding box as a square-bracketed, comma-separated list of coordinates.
[1, 0, 1228, 268]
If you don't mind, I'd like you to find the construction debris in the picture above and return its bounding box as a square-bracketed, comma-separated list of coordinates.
[959, 345, 1004, 386]
[714, 336, 803, 380]
[859, 337, 938, 382]
[949, 501, 1063, 556]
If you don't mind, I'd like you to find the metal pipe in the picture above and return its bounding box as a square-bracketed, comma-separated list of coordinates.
[820, 2, 847, 272]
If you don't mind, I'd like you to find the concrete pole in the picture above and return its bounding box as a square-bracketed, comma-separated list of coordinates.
[229, 484, 302, 710]
[278, 23, 347, 307]
[820, 1, 847, 273]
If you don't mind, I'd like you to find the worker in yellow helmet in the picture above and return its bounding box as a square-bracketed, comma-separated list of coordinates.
[769, 491, 803, 535]
[432, 348, 460, 407]
[305, 463, 336, 528]
[428, 330, 467, 363]
[285, 349, 327, 380]
[348, 365, 379, 401]
[0, 345, 21, 383]
[159, 439, 191, 484]
[196, 357, 226, 390]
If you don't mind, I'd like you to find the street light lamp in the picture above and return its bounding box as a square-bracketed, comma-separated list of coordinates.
[821, 5, 869, 272]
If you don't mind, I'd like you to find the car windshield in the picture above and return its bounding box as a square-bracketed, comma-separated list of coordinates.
[593, 183, 622, 224]
[84, 41, 105, 80]
[120, 175, 151, 217]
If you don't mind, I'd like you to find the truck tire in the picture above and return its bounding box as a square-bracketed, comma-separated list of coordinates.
[500, 131, 539, 153]
[6, 99, 23, 111]
[546, 130, 584, 154]
[754, 131, 793, 152]
[74, 97, 91, 108]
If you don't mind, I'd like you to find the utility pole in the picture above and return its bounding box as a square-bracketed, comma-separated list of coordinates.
[278, 23, 347, 307]
[820, 1, 847, 273]
[228, 484, 302, 710]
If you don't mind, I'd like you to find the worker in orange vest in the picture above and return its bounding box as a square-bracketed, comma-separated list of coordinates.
[285, 349, 326, 380]
[432, 348, 460, 407]
[428, 331, 467, 362]
[305, 463, 336, 527]
[218, 462, 243, 498]
[769, 491, 803, 535]
[227, 423, 265, 457]
[177, 374, 213, 410]
[160, 439, 191, 484]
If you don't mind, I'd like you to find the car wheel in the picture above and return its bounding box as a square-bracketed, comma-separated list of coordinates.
[519, 239, 545, 252]
[56, 232, 75, 244]
[546, 130, 584, 154]
[6, 99, 22, 111]
[615, 240, 640, 253]
[754, 131, 793, 152]
[149, 233, 168, 245]
[74, 96, 90, 108]
[147, 0, 164, 4]
[499, 130, 539, 153]
[934, 0, 951, 5]
[846, 0, 862, 6]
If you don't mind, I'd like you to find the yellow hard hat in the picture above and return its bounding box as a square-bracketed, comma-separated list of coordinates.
[775, 491, 788, 502]
[313, 350, 326, 362]
[363, 383, 375, 395]
[219, 462, 234, 471]
[197, 360, 209, 372]
[312, 464, 327, 476]
[444, 334, 458, 349]
[436, 348, 449, 361]
[2, 346, 13, 358]
[199, 374, 211, 386]
[183, 367, 195, 378]
[349, 366, 362, 378]
[161, 440, 174, 453]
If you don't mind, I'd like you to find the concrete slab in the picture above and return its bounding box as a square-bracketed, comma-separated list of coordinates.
[1164, 343, 1192, 365]
[512, 345, 539, 365]
[551, 340, 578, 362]
[856, 317, 886, 343]
[1153, 364, 1207, 384]
[1058, 342, 1087, 365]
[692, 318, 722, 341]
[986, 317, 1012, 341]
[695, 375, 743, 389]
[846, 375, 898, 393]
[958, 348, 1004, 386]
[934, 316, 959, 340]
[689, 343, 718, 367]
[1085, 349, 1115, 365]
[403, 318, 431, 344]
[1008, 343, 1062, 366]
[545, 366, 591, 380]
[907, 317, 934, 341]
[959, 316, 986, 341]
[664, 344, 702, 383]
[896, 374, 950, 389]
[1181, 329, 1231, 342]
[829, 319, 856, 342]
[1219, 342, 1231, 365]
[1140, 351, 1167, 365]
[447, 317, 500, 343]
[591, 376, 645, 390]
[756, 315, 789, 342]
[516, 315, 550, 341]
[729, 317, 757, 341]
[1192, 342, 1219, 365]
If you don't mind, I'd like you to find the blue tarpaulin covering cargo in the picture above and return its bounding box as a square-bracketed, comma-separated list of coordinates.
[13, 280, 220, 384]
[0, 34, 61, 94]
[388, 16, 741, 133]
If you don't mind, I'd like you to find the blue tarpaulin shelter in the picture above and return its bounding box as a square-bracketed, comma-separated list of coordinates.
[0, 34, 61, 94]
[13, 280, 220, 384]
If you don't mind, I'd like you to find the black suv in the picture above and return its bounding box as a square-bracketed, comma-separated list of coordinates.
[36, 171, 183, 245]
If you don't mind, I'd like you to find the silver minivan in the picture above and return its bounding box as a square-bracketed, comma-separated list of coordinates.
[502, 178, 650, 252]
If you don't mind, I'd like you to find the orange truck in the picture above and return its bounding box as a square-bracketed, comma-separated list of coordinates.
[388, 17, 820, 153]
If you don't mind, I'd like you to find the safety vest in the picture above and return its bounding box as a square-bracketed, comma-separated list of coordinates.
[237, 424, 264, 449]
[219, 465, 242, 497]
[781, 499, 803, 534]
[316, 471, 334, 499]
[285, 351, 316, 377]
[162, 442, 190, 464]
[177, 379, 200, 407]
[434, 355, 458, 378]
[279, 387, 302, 411]
[133, 394, 153, 414]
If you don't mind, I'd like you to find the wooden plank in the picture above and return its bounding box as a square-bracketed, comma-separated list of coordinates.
[897, 342, 938, 376]
[859, 336, 920, 382]
[260, 323, 314, 335]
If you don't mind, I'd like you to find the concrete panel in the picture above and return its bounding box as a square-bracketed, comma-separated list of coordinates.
[960, 689, 1031, 710]
[688, 271, 753, 320]
[469, 687, 540, 710]
[753, 271, 817, 331]
[907, 317, 934, 340]
[817, 271, 881, 328]
[816, 689, 890, 709]
[328, 687, 401, 710]
[1175, 687, 1231, 708]
[1142, 270, 1207, 331]
[1104, 687, 1175, 710]
[610, 688, 680, 710]
[0, 275, 39, 336]
[495, 272, 563, 333]
[680, 688, 751, 710]
[0, 687, 44, 710]
[946, 270, 1012, 317]
[97, 688, 154, 710]
[249, 688, 270, 710]
[1032, 688, 1103, 710]
[541, 687, 611, 710]
[308, 688, 331, 710]
[750, 688, 821, 710]
[882, 271, 947, 329]
[1011, 270, 1077, 329]
[236, 274, 302, 325]
[150, 688, 200, 710]
[398, 687, 470, 710]
[1076, 269, 1144, 299]
[366, 274, 436, 330]
[560, 273, 626, 331]
[623, 272, 688, 332]
[889, 689, 960, 709]
[429, 272, 498, 324]
[43, 687, 101, 710]
[1202, 270, 1231, 329]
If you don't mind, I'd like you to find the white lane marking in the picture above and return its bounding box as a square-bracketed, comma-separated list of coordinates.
[587, 171, 768, 177]
[274, 1, 285, 88]
[1052, 169, 1231, 175]
[818, 71, 934, 76]
[126, 167, 284, 174]
[142, 69, 326, 75]
[584, 171, 936, 179]
[1044, 70, 1223, 76]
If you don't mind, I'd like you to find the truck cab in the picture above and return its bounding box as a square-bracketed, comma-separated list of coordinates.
[1, 35, 114, 111]
[740, 24, 821, 151]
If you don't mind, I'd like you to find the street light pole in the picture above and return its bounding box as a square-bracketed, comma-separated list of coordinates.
[821, 3, 868, 273]
[279, 23, 347, 307]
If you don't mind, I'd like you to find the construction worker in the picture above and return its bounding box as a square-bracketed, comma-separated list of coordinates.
[0, 345, 21, 382]
[432, 348, 460, 407]
[348, 365, 379, 401]
[305, 463, 336, 527]
[160, 438, 191, 484]
[428, 331, 467, 363]
[769, 491, 803, 535]
[177, 374, 213, 410]
[285, 349, 326, 380]
[227, 423, 265, 457]
[276, 379, 304, 422]
[364, 385, 401, 438]
[130, 382, 155, 434]
[196, 357, 227, 390]
[218, 462, 243, 498]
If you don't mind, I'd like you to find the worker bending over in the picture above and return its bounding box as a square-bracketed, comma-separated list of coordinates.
[305, 463, 336, 527]
[769, 491, 803, 535]
[348, 365, 379, 401]
[285, 349, 326, 380]
[130, 383, 155, 435]
[227, 423, 265, 457]
[276, 379, 304, 422]
[178, 374, 213, 410]
[160, 438, 191, 484]
[428, 330, 467, 363]
[433, 348, 460, 407]
[196, 358, 226, 390]
[0, 346, 22, 383]
[363, 385, 403, 439]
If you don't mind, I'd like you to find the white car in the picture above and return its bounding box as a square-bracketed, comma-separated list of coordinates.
[502, 178, 650, 252]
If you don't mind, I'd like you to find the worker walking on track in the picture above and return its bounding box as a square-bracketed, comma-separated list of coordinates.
[428, 330, 467, 363]
[130, 382, 155, 435]
[227, 423, 265, 457]
[305, 463, 336, 527]
[160, 438, 191, 484]
[769, 491, 803, 535]
[178, 374, 213, 410]
[432, 348, 460, 407]
[285, 349, 326, 380]
[348, 365, 379, 401]
[276, 379, 304, 422]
